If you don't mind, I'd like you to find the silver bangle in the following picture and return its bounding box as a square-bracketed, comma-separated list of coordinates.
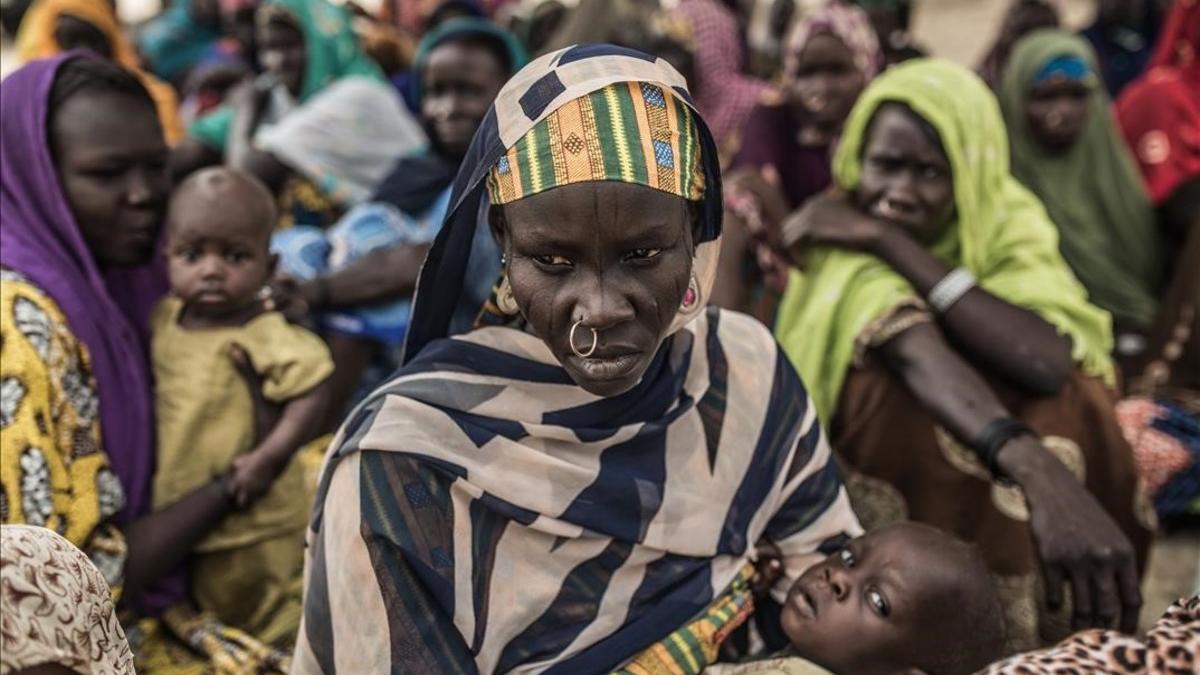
[927, 268, 976, 313]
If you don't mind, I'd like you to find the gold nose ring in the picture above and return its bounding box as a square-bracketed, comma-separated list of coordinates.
[569, 320, 598, 358]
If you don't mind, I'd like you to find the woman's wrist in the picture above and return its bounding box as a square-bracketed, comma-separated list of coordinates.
[993, 435, 1053, 485]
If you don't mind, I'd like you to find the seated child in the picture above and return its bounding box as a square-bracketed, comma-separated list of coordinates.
[151, 168, 332, 646]
[713, 522, 1008, 675]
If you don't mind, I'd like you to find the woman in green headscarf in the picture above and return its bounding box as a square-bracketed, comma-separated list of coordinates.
[172, 0, 426, 227]
[1000, 29, 1162, 342]
[773, 58, 1151, 651]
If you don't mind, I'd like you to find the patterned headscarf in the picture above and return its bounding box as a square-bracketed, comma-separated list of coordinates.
[403, 43, 724, 361]
[0, 525, 134, 674]
[487, 81, 704, 204]
[786, 2, 882, 78]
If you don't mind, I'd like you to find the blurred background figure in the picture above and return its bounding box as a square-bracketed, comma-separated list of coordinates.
[978, 0, 1061, 88]
[15, 0, 184, 141]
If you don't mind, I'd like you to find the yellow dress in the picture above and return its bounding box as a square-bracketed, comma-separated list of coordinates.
[1, 270, 291, 674]
[150, 296, 333, 645]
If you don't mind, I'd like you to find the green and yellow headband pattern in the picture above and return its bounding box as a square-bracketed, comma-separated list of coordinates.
[487, 81, 705, 205]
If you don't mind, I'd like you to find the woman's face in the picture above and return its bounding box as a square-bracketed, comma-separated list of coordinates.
[422, 41, 507, 160]
[492, 182, 698, 398]
[51, 89, 170, 268]
[784, 31, 867, 147]
[54, 15, 113, 59]
[1025, 78, 1090, 152]
[855, 103, 954, 243]
[258, 19, 306, 96]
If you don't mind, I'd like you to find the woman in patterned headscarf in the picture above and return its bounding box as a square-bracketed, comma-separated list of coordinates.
[293, 44, 861, 674]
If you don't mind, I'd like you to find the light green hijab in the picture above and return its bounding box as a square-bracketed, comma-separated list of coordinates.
[774, 58, 1114, 424]
[1000, 29, 1160, 330]
[189, 0, 385, 150]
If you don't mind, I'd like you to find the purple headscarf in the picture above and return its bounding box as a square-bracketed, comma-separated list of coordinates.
[0, 53, 164, 525]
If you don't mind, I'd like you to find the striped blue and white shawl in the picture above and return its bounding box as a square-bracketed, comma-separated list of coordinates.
[293, 45, 860, 674]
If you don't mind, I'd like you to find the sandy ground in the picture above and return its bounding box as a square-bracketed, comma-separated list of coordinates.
[1, 0, 1196, 632]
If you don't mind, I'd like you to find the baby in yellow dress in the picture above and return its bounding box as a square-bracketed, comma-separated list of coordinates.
[151, 167, 332, 645]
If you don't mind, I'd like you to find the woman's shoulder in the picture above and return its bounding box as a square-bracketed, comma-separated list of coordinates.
[0, 269, 81, 357]
[701, 307, 781, 355]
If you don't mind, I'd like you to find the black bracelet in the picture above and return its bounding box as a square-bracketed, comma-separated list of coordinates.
[974, 417, 1035, 480]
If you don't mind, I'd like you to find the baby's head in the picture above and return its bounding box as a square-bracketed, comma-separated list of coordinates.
[782, 522, 1005, 675]
[166, 167, 277, 318]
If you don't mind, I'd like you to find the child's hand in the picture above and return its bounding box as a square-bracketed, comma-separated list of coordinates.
[229, 451, 284, 509]
[751, 540, 785, 599]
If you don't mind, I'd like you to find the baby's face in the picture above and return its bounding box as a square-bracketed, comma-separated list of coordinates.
[781, 524, 970, 675]
[167, 214, 273, 319]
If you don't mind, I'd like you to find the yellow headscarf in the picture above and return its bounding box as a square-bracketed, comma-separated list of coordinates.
[17, 0, 184, 143]
[774, 59, 1114, 423]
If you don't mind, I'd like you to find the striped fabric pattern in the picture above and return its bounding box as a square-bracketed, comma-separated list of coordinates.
[487, 82, 705, 204]
[293, 45, 861, 675]
[294, 310, 859, 674]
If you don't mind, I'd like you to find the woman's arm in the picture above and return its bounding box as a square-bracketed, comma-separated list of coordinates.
[121, 481, 235, 601]
[782, 193, 1072, 394]
[295, 243, 432, 313]
[871, 225, 1072, 393]
[880, 322, 1141, 632]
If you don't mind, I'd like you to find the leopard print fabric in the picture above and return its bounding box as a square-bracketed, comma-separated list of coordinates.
[978, 595, 1199, 674]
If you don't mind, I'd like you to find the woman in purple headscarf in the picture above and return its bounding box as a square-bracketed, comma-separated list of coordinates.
[0, 53, 289, 672]
[712, 1, 881, 321]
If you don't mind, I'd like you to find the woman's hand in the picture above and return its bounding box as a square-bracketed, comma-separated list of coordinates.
[997, 437, 1142, 632]
[229, 450, 285, 509]
[229, 344, 282, 445]
[781, 191, 886, 268]
[265, 274, 320, 323]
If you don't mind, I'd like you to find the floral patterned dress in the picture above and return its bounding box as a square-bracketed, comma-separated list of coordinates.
[0, 270, 289, 674]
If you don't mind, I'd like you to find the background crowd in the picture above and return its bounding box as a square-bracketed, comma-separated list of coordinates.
[0, 0, 1197, 673]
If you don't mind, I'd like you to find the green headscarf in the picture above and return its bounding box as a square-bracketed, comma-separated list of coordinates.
[189, 0, 385, 150]
[774, 58, 1114, 424]
[1000, 29, 1160, 329]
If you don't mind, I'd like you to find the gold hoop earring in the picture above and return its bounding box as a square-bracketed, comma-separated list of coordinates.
[569, 320, 598, 357]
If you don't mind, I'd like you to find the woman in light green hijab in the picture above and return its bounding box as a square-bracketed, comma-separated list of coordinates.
[773, 58, 1150, 650]
[1000, 28, 1161, 338]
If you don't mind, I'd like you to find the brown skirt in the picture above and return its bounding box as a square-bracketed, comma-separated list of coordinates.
[830, 364, 1156, 652]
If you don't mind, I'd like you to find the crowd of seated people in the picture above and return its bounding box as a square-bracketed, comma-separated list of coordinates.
[1, 1, 1196, 673]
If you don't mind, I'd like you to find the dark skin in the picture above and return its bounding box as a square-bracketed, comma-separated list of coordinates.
[784, 31, 867, 147]
[49, 89, 237, 601]
[711, 30, 866, 314]
[422, 40, 509, 161]
[166, 168, 331, 507]
[268, 40, 508, 428]
[54, 14, 113, 59]
[225, 19, 307, 192]
[1026, 77, 1091, 153]
[490, 182, 700, 397]
[783, 103, 1142, 633]
[277, 39, 509, 315]
[776, 523, 995, 675]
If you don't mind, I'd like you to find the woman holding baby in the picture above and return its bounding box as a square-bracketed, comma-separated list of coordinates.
[0, 53, 295, 673]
